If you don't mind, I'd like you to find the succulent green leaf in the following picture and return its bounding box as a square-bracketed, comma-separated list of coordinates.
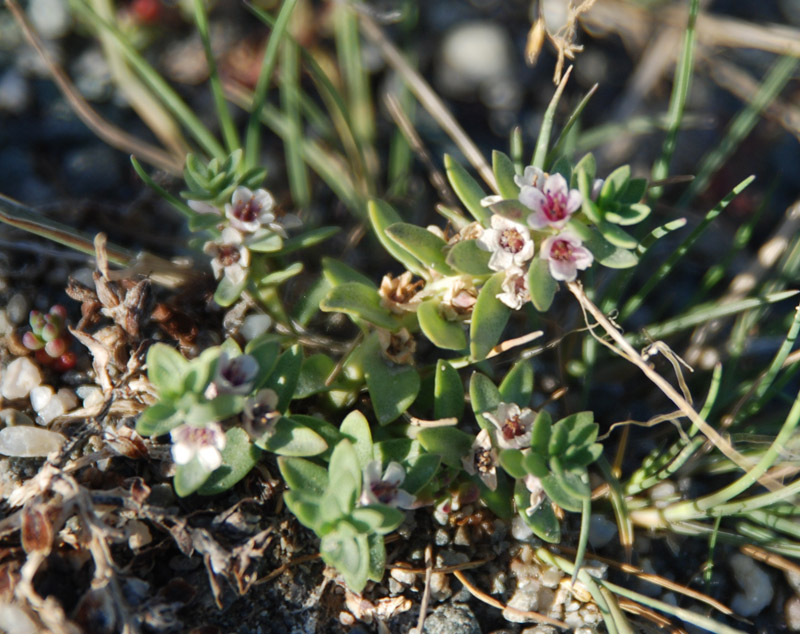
[446, 239, 492, 275]
[283, 492, 321, 530]
[199, 428, 263, 495]
[488, 199, 529, 223]
[340, 410, 374, 470]
[417, 300, 467, 350]
[550, 457, 591, 501]
[564, 444, 603, 468]
[214, 275, 247, 307]
[327, 440, 361, 509]
[367, 533, 386, 583]
[499, 448, 526, 479]
[362, 334, 420, 425]
[247, 232, 284, 253]
[173, 458, 213, 497]
[530, 409, 552, 455]
[277, 226, 339, 255]
[444, 154, 491, 225]
[548, 419, 570, 456]
[367, 200, 426, 276]
[469, 371, 502, 431]
[260, 262, 303, 286]
[550, 156, 572, 182]
[385, 223, 454, 276]
[540, 472, 582, 512]
[477, 469, 513, 519]
[262, 345, 303, 412]
[279, 456, 327, 496]
[287, 415, 343, 460]
[417, 427, 474, 468]
[320, 282, 400, 330]
[403, 454, 440, 494]
[147, 343, 188, 398]
[528, 257, 557, 312]
[135, 402, 181, 437]
[322, 257, 377, 289]
[188, 213, 221, 231]
[573, 152, 596, 184]
[245, 335, 280, 390]
[523, 451, 550, 478]
[351, 505, 405, 535]
[577, 168, 602, 224]
[598, 220, 638, 248]
[605, 202, 651, 226]
[256, 417, 328, 456]
[374, 439, 415, 465]
[492, 150, 519, 199]
[470, 271, 511, 360]
[599, 164, 631, 206]
[515, 484, 560, 543]
[619, 178, 647, 204]
[295, 354, 336, 398]
[321, 531, 370, 592]
[499, 360, 534, 407]
[434, 360, 465, 420]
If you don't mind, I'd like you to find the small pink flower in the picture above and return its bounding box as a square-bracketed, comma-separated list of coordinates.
[540, 232, 594, 282]
[204, 351, 258, 399]
[461, 429, 498, 491]
[225, 186, 276, 233]
[203, 227, 250, 285]
[521, 172, 582, 230]
[523, 474, 546, 515]
[360, 460, 416, 509]
[514, 165, 545, 190]
[497, 267, 530, 310]
[484, 402, 535, 450]
[477, 215, 535, 272]
[170, 422, 226, 471]
[243, 388, 281, 439]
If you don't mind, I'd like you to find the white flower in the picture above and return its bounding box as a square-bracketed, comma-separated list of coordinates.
[170, 422, 226, 471]
[523, 473, 546, 516]
[204, 350, 258, 399]
[540, 231, 594, 282]
[461, 429, 498, 491]
[497, 267, 530, 310]
[243, 388, 281, 440]
[484, 402, 535, 450]
[203, 227, 250, 285]
[360, 460, 416, 509]
[225, 186, 277, 233]
[477, 214, 535, 272]
[521, 172, 582, 230]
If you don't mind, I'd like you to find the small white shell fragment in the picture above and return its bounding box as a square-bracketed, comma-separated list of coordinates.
[0, 425, 66, 457]
[730, 553, 774, 617]
[1, 357, 43, 400]
[29, 385, 55, 413]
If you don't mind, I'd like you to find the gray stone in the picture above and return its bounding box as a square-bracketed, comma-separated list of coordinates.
[422, 604, 480, 634]
[0, 425, 66, 457]
[0, 69, 30, 114]
[6, 293, 28, 325]
[28, 0, 71, 39]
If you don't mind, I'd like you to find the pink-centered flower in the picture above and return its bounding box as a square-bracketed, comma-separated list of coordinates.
[484, 402, 535, 450]
[477, 215, 535, 272]
[170, 422, 226, 471]
[203, 227, 250, 285]
[243, 388, 281, 440]
[521, 172, 582, 230]
[204, 350, 258, 399]
[360, 460, 416, 509]
[225, 186, 277, 233]
[497, 267, 530, 310]
[540, 231, 594, 282]
[514, 165, 545, 190]
[461, 429, 498, 491]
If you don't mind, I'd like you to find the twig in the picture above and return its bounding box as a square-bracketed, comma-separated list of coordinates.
[415, 545, 433, 633]
[452, 569, 568, 628]
[567, 281, 783, 492]
[359, 12, 497, 194]
[5, 0, 182, 175]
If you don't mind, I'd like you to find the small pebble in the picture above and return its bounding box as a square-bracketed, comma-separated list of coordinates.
[730, 553, 774, 617]
[0, 425, 66, 457]
[390, 568, 417, 587]
[422, 604, 480, 634]
[0, 69, 30, 114]
[429, 572, 451, 601]
[0, 603, 38, 634]
[0, 311, 12, 336]
[6, 293, 28, 325]
[76, 385, 104, 409]
[434, 528, 450, 546]
[28, 0, 71, 39]
[453, 525, 471, 547]
[437, 21, 513, 96]
[1, 357, 43, 400]
[511, 514, 534, 541]
[0, 408, 35, 427]
[540, 566, 563, 589]
[31, 385, 77, 424]
[785, 594, 800, 632]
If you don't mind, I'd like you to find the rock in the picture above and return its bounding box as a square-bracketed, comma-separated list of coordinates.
[589, 514, 618, 548]
[27, 0, 71, 39]
[6, 293, 28, 325]
[240, 314, 273, 341]
[437, 21, 513, 97]
[0, 69, 30, 114]
[423, 604, 480, 634]
[30, 385, 77, 424]
[785, 594, 800, 632]
[730, 553, 774, 617]
[0, 408, 35, 427]
[1, 357, 43, 400]
[0, 603, 38, 634]
[0, 425, 66, 457]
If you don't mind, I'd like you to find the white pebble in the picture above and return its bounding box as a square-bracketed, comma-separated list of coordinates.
[785, 595, 800, 632]
[6, 293, 28, 325]
[438, 22, 512, 95]
[511, 514, 535, 541]
[730, 553, 773, 617]
[27, 0, 71, 39]
[76, 385, 103, 409]
[389, 568, 416, 586]
[0, 425, 66, 457]
[540, 566, 563, 588]
[1, 357, 43, 400]
[0, 603, 38, 634]
[31, 386, 77, 424]
[30, 385, 55, 413]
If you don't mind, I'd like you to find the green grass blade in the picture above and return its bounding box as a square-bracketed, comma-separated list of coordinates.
[281, 38, 311, 207]
[192, 0, 239, 154]
[620, 176, 754, 321]
[678, 55, 799, 207]
[571, 493, 592, 584]
[72, 0, 224, 159]
[545, 83, 597, 168]
[244, 0, 300, 169]
[532, 67, 572, 169]
[629, 290, 798, 344]
[649, 0, 699, 203]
